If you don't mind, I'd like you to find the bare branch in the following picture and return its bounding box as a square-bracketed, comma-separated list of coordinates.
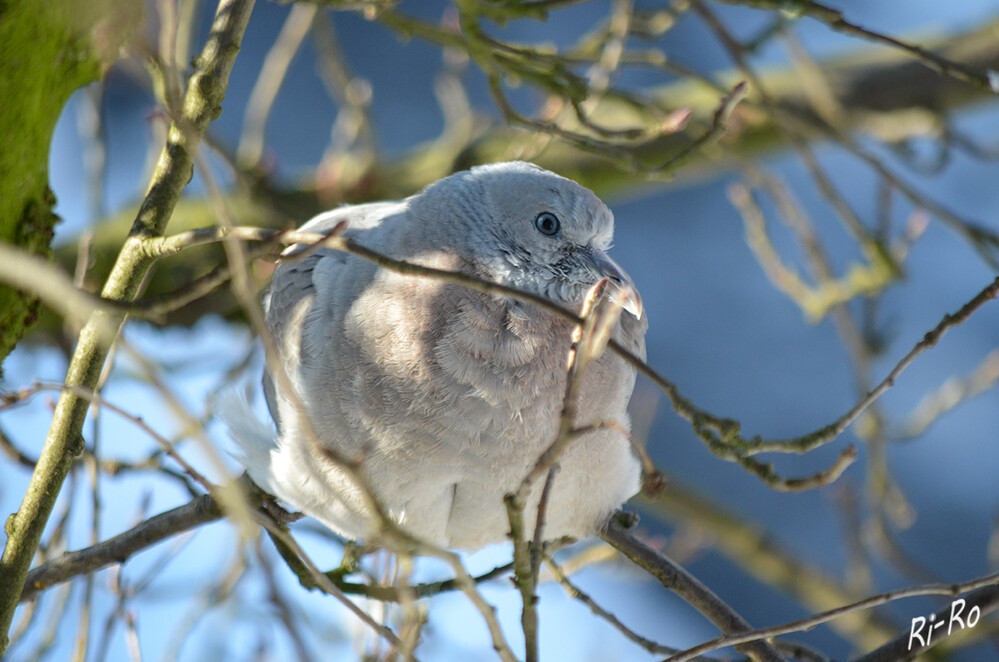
[19, 495, 223, 603]
[251, 514, 409, 653]
[668, 570, 999, 662]
[600, 514, 786, 662]
[743, 275, 999, 455]
[714, 0, 999, 93]
[41, 17, 999, 338]
[851, 583, 999, 662]
[728, 181, 896, 323]
[654, 80, 748, 174]
[140, 225, 999, 493]
[891, 348, 999, 440]
[641, 486, 896, 648]
[545, 554, 689, 657]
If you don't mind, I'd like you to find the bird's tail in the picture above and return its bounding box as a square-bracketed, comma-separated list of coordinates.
[214, 388, 280, 494]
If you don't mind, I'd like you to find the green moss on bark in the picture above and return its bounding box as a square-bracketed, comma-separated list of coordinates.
[0, 0, 142, 370]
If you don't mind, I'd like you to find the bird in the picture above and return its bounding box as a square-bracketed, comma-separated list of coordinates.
[221, 161, 647, 551]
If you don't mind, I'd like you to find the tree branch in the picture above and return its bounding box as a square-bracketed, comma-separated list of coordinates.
[0, 0, 142, 366]
[715, 0, 999, 94]
[18, 495, 223, 603]
[740, 275, 999, 455]
[667, 570, 999, 662]
[16, 486, 516, 609]
[600, 514, 787, 662]
[544, 554, 688, 656]
[0, 0, 256, 652]
[35, 17, 999, 341]
[639, 486, 896, 649]
[851, 583, 999, 662]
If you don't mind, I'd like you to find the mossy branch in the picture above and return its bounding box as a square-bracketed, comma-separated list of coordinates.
[0, 0, 256, 652]
[0, 0, 142, 368]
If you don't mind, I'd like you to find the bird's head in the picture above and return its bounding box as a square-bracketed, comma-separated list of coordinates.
[414, 161, 643, 319]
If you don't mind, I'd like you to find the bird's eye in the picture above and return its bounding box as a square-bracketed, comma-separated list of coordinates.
[534, 212, 561, 236]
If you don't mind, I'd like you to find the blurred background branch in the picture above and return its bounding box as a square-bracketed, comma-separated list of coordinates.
[17, 14, 999, 343]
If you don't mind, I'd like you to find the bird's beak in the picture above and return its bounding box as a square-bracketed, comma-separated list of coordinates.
[583, 249, 643, 319]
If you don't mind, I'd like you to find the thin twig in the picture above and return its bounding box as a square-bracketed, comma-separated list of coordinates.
[851, 583, 999, 662]
[545, 554, 691, 657]
[654, 80, 748, 174]
[713, 0, 999, 93]
[744, 275, 999, 454]
[530, 468, 559, 589]
[601, 515, 786, 662]
[503, 495, 538, 662]
[891, 348, 999, 440]
[669, 571, 999, 662]
[641, 484, 897, 648]
[144, 225, 995, 486]
[254, 539, 317, 662]
[18, 484, 515, 608]
[0, 411, 200, 495]
[506, 280, 619, 662]
[32, 382, 213, 491]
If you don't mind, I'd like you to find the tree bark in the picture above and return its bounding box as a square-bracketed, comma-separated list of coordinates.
[0, 0, 142, 369]
[0, 0, 255, 652]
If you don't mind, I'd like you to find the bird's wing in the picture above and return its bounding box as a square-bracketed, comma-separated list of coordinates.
[262, 207, 361, 427]
[261, 250, 325, 429]
[261, 202, 404, 429]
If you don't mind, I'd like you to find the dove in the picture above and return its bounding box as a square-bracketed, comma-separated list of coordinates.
[222, 161, 647, 551]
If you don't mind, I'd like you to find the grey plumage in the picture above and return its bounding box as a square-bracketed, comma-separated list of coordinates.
[221, 162, 647, 550]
